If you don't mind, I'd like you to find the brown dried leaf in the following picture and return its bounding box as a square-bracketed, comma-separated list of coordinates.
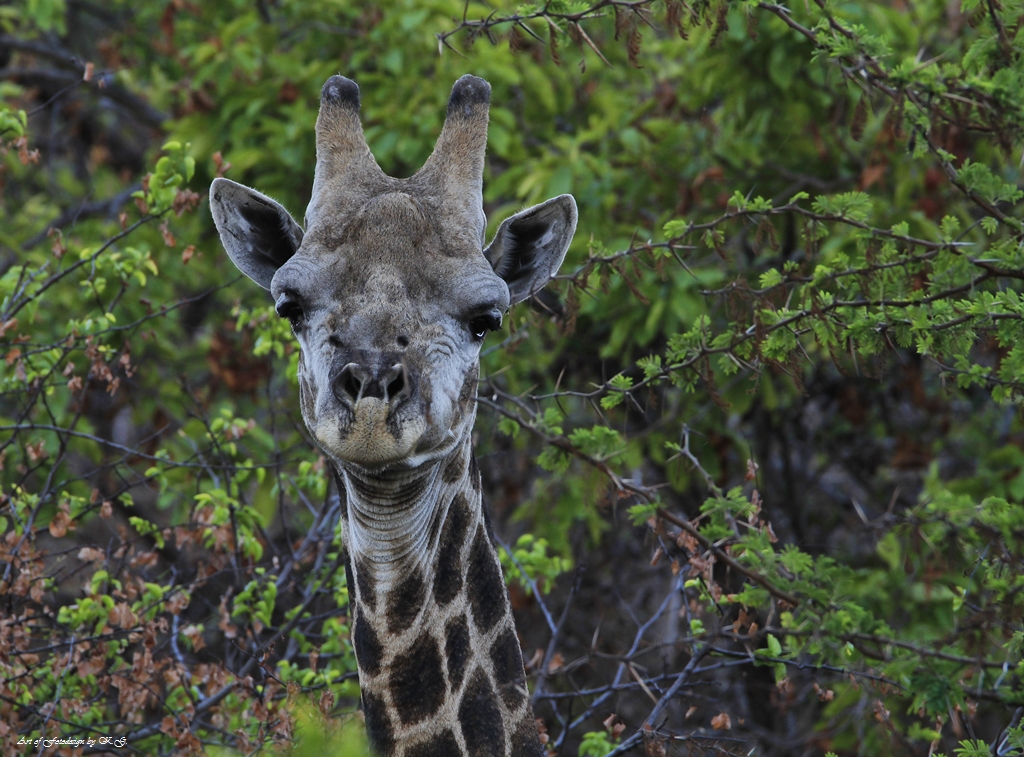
[25, 438, 47, 460]
[318, 689, 335, 716]
[509, 24, 525, 54]
[130, 550, 159, 569]
[167, 591, 190, 615]
[177, 730, 202, 755]
[750, 489, 762, 518]
[173, 188, 200, 216]
[48, 228, 67, 260]
[860, 163, 887, 190]
[710, 2, 729, 46]
[109, 602, 137, 630]
[161, 716, 179, 737]
[547, 652, 564, 672]
[49, 509, 71, 538]
[711, 712, 731, 730]
[181, 624, 206, 652]
[212, 151, 232, 178]
[548, 25, 561, 66]
[851, 96, 868, 141]
[644, 735, 667, 757]
[78, 547, 106, 562]
[77, 652, 105, 677]
[745, 458, 759, 481]
[627, 25, 644, 68]
[15, 137, 40, 165]
[159, 219, 176, 247]
[735, 606, 751, 632]
[119, 349, 134, 377]
[614, 7, 630, 39]
[218, 594, 237, 639]
[666, 0, 688, 39]
[675, 530, 698, 552]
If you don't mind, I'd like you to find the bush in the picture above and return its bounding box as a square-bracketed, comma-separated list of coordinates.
[1, 0, 1022, 755]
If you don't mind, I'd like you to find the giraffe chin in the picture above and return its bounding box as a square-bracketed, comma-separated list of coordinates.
[317, 397, 426, 468]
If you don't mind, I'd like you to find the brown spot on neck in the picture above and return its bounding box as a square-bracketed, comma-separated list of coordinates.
[353, 612, 383, 677]
[458, 668, 506, 755]
[362, 689, 395, 755]
[433, 493, 471, 606]
[467, 524, 507, 633]
[354, 556, 377, 611]
[385, 566, 426, 634]
[389, 632, 445, 725]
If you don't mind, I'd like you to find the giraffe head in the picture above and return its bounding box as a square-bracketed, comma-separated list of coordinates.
[210, 75, 576, 470]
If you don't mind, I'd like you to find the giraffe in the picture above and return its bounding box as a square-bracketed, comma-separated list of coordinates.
[209, 75, 577, 756]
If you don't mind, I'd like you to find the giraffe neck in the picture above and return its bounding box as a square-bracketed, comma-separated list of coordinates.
[335, 436, 543, 757]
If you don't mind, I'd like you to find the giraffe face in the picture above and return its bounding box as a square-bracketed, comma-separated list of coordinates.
[267, 192, 510, 468]
[210, 75, 577, 470]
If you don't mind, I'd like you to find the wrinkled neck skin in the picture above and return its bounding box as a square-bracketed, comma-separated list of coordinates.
[329, 412, 544, 757]
[338, 425, 467, 587]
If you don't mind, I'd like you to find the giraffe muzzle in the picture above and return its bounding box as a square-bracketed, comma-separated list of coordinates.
[321, 353, 427, 467]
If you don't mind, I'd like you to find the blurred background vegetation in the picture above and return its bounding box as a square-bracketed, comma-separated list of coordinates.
[2, 0, 1023, 755]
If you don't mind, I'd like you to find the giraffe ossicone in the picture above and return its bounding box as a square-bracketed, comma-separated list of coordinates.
[211, 75, 577, 756]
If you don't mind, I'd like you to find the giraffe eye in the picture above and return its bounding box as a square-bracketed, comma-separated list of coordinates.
[468, 313, 501, 340]
[275, 293, 304, 327]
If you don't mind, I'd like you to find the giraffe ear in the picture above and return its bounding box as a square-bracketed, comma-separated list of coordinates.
[484, 195, 577, 305]
[210, 178, 304, 290]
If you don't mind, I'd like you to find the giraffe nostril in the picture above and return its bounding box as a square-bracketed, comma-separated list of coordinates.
[345, 372, 362, 400]
[333, 363, 363, 404]
[390, 363, 414, 402]
[387, 372, 404, 399]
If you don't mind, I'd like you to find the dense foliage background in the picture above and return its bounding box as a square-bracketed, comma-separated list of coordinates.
[2, 0, 1024, 755]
